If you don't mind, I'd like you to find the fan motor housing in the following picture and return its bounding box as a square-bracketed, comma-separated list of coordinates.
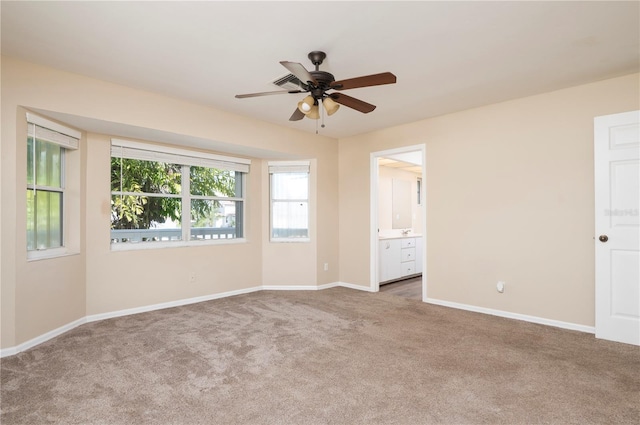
[310, 71, 335, 86]
[309, 70, 335, 99]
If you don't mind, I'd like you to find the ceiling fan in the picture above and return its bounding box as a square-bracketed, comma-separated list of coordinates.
[235, 51, 397, 122]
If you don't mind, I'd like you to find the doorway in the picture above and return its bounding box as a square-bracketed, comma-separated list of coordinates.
[370, 144, 427, 300]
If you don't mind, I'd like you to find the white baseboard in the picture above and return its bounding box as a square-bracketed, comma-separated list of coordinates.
[337, 281, 376, 292]
[261, 282, 372, 292]
[0, 348, 18, 358]
[426, 297, 595, 334]
[0, 317, 87, 358]
[317, 282, 340, 290]
[263, 282, 350, 291]
[86, 285, 263, 323]
[262, 284, 329, 291]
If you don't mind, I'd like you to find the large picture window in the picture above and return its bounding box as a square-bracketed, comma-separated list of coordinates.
[26, 114, 80, 256]
[269, 161, 310, 242]
[110, 139, 249, 247]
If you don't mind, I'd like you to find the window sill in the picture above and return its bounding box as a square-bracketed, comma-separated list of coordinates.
[110, 238, 247, 252]
[27, 248, 80, 262]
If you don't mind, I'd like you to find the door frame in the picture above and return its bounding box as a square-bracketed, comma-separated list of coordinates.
[370, 144, 427, 300]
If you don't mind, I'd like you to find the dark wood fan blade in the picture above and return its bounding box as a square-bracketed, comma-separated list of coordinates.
[331, 72, 396, 90]
[289, 108, 305, 121]
[329, 93, 376, 113]
[235, 90, 302, 99]
[280, 61, 318, 85]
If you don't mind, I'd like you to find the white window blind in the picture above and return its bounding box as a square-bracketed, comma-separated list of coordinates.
[27, 113, 80, 150]
[111, 139, 250, 173]
[268, 161, 310, 174]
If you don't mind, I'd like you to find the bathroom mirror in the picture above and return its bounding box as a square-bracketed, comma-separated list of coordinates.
[392, 179, 412, 229]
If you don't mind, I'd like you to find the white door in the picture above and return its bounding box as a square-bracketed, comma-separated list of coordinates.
[594, 110, 640, 346]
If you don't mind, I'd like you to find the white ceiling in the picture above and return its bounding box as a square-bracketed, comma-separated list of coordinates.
[2, 1, 638, 139]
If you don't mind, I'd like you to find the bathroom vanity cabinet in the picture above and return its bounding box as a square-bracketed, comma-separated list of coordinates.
[378, 236, 422, 283]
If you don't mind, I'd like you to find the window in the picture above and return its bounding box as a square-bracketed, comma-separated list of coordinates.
[110, 139, 249, 248]
[269, 161, 310, 241]
[26, 113, 80, 257]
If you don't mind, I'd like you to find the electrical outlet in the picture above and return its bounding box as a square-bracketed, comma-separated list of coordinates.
[324, 263, 329, 271]
[497, 281, 505, 293]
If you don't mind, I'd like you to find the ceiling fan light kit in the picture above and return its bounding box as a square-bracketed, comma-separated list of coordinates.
[298, 95, 315, 114]
[297, 96, 338, 120]
[307, 105, 320, 120]
[322, 96, 340, 116]
[236, 51, 396, 127]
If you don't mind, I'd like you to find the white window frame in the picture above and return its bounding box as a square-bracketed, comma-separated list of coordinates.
[26, 113, 81, 261]
[110, 138, 250, 251]
[269, 160, 310, 243]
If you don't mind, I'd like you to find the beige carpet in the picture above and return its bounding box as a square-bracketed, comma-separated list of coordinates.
[1, 287, 638, 424]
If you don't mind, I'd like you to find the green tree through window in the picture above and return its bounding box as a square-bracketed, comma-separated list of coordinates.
[110, 158, 241, 240]
[110, 158, 182, 230]
[27, 137, 63, 250]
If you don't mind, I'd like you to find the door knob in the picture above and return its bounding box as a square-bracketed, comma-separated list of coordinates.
[599, 235, 608, 243]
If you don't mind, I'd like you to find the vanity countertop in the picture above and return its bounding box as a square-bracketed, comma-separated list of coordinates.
[378, 234, 422, 240]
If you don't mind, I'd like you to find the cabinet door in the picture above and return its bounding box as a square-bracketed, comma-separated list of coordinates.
[379, 239, 402, 282]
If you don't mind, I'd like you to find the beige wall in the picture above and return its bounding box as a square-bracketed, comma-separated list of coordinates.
[339, 73, 639, 326]
[1, 57, 339, 348]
